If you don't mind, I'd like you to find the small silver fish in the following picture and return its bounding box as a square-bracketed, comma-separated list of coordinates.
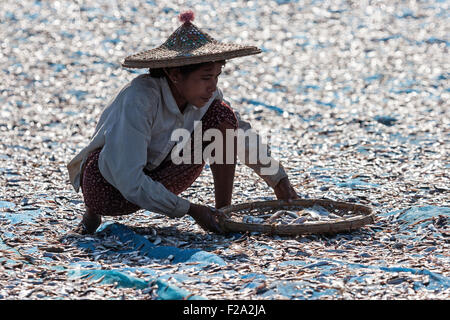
[328, 213, 342, 219]
[303, 210, 321, 220]
[266, 210, 286, 223]
[267, 210, 299, 223]
[289, 216, 307, 224]
[310, 204, 331, 216]
[242, 215, 264, 224]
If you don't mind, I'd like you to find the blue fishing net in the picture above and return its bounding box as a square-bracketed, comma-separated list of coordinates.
[1, 200, 448, 299]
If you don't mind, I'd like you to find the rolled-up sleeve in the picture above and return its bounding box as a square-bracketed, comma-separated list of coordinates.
[98, 92, 190, 218]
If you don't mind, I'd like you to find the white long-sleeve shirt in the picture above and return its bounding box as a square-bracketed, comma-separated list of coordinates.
[67, 75, 287, 218]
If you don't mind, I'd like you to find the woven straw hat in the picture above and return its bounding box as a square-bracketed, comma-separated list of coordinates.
[122, 10, 262, 69]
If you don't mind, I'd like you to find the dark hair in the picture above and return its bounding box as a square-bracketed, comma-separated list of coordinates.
[149, 60, 226, 78]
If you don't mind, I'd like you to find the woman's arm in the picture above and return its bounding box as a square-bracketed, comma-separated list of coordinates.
[99, 90, 190, 218]
[222, 98, 299, 200]
[273, 176, 300, 201]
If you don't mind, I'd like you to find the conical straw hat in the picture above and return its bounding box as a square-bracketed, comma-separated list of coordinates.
[122, 10, 262, 69]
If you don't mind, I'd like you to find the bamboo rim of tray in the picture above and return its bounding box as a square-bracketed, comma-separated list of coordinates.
[218, 199, 375, 236]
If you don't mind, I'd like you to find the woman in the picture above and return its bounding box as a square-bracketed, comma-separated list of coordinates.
[67, 11, 299, 235]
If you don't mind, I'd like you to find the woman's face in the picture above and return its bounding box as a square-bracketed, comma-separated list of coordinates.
[169, 62, 223, 108]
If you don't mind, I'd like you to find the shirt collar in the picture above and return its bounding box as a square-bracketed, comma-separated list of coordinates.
[161, 77, 182, 116]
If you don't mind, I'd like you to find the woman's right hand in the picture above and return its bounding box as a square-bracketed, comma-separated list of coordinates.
[187, 203, 225, 234]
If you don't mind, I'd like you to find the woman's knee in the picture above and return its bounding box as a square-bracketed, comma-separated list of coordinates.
[206, 100, 238, 130]
[81, 149, 140, 216]
[219, 101, 238, 129]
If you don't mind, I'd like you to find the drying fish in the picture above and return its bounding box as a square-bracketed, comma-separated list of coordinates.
[310, 205, 330, 216]
[289, 217, 307, 224]
[265, 210, 299, 223]
[0, 0, 448, 301]
[266, 211, 286, 223]
[328, 213, 342, 219]
[303, 210, 321, 220]
[242, 215, 265, 224]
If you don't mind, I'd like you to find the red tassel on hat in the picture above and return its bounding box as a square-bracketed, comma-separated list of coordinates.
[179, 10, 195, 23]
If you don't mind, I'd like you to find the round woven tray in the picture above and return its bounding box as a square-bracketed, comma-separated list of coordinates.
[218, 199, 375, 236]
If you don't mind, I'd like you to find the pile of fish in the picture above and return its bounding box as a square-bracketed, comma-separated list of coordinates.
[1, 0, 449, 300]
[241, 205, 355, 225]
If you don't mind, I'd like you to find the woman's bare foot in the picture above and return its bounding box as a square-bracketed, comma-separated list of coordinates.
[74, 208, 102, 235]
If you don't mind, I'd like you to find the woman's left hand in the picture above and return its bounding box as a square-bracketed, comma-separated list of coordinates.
[274, 177, 300, 203]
